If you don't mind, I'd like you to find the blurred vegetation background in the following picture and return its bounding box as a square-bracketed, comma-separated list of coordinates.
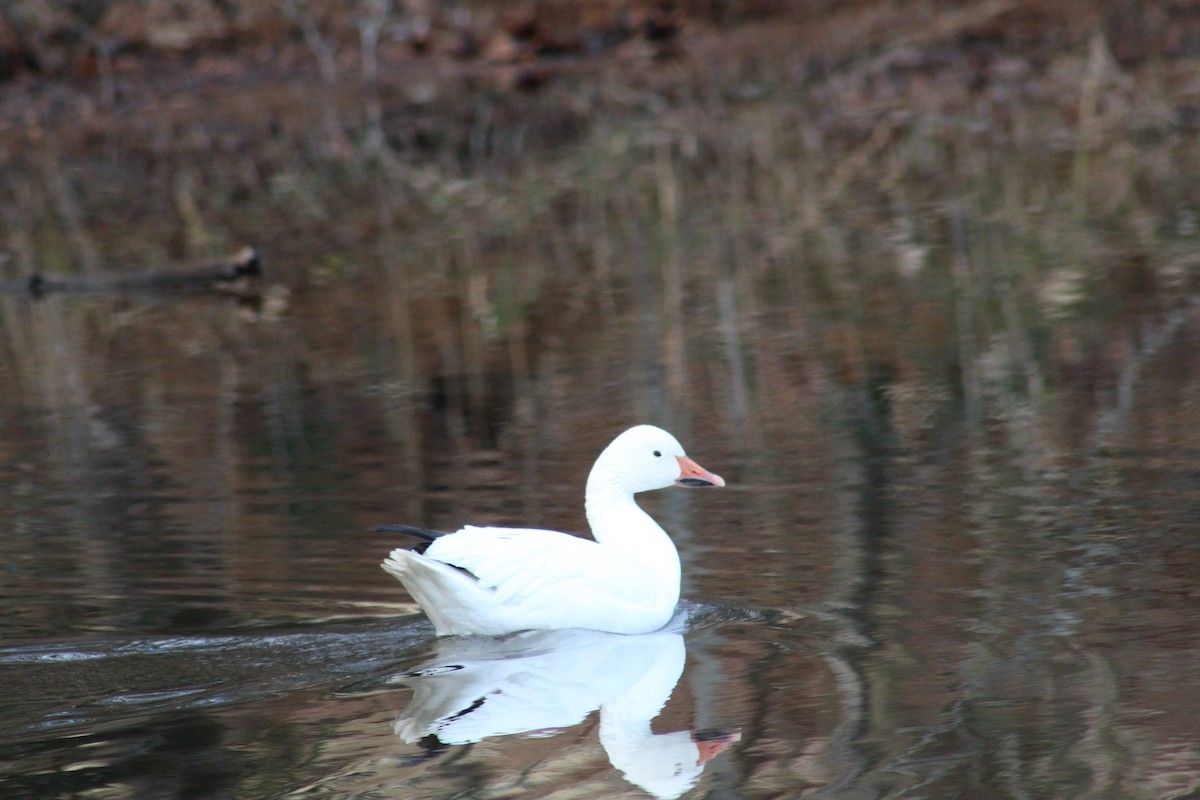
[1, 0, 1198, 467]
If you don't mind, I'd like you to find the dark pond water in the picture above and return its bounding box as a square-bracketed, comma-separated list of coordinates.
[1, 279, 1198, 799]
[3, 25, 1200, 795]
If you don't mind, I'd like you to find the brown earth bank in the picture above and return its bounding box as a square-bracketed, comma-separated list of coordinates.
[3, 1, 1200, 141]
[3, 1, 1200, 78]
[2, 1, 1198, 244]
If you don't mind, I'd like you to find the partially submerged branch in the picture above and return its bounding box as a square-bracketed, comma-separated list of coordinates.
[0, 247, 262, 297]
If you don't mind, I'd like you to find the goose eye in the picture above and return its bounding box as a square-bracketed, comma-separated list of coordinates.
[653, 450, 662, 457]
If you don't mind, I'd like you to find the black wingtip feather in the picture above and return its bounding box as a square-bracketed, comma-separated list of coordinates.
[370, 523, 451, 541]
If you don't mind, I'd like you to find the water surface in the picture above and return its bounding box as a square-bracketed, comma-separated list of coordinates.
[3, 13, 1200, 794]
[1, 286, 1198, 799]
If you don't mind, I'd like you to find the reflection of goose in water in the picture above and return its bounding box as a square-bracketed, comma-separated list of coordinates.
[393, 627, 739, 799]
[376, 425, 724, 636]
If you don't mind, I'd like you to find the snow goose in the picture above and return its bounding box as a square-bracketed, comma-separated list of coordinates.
[376, 424, 724, 636]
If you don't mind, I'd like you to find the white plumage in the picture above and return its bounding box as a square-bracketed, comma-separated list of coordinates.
[378, 424, 724, 636]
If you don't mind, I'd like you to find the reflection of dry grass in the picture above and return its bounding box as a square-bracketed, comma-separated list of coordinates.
[0, 5, 1197, 460]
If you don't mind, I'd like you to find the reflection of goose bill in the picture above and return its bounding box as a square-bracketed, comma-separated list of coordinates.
[392, 627, 738, 800]
[596, 635, 738, 799]
[605, 729, 742, 800]
[694, 728, 743, 765]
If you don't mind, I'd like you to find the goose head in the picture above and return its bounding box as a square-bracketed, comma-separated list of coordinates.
[592, 425, 725, 495]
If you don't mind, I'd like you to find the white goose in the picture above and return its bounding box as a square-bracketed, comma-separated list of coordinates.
[376, 425, 724, 636]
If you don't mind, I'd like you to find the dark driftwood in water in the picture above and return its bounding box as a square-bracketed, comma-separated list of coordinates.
[0, 247, 262, 297]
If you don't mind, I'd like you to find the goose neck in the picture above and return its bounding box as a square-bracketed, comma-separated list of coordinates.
[584, 472, 643, 542]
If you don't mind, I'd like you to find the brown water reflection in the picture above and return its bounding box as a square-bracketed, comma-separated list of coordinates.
[2, 8, 1200, 795]
[0, 273, 1197, 797]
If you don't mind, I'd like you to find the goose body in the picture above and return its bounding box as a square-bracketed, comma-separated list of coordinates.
[378, 425, 724, 636]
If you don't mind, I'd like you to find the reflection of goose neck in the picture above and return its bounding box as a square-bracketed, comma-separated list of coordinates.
[599, 633, 685, 738]
[599, 634, 697, 800]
